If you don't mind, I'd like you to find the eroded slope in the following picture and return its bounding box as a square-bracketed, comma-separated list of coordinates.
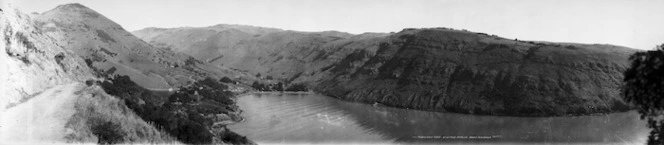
[137, 26, 639, 116]
[315, 28, 638, 116]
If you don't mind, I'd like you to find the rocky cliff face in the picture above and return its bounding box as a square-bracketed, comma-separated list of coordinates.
[135, 25, 638, 116]
[0, 5, 95, 112]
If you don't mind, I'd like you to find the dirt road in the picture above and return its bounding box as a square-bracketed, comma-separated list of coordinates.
[0, 83, 83, 144]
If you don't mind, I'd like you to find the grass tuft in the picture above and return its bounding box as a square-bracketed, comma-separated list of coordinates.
[64, 85, 180, 144]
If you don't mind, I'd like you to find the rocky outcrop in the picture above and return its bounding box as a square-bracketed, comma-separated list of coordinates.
[134, 24, 638, 117]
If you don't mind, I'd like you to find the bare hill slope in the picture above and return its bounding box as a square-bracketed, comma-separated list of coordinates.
[1, 3, 249, 144]
[35, 3, 237, 88]
[0, 5, 178, 143]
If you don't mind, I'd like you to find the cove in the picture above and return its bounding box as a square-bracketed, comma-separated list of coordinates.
[229, 92, 649, 144]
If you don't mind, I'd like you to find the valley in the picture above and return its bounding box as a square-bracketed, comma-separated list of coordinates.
[135, 23, 639, 117]
[0, 2, 649, 144]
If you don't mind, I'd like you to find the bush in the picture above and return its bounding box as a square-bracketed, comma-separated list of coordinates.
[251, 81, 287, 91]
[184, 57, 199, 66]
[89, 119, 126, 144]
[54, 52, 66, 69]
[220, 128, 252, 144]
[99, 75, 247, 144]
[219, 77, 234, 83]
[251, 81, 266, 91]
[285, 83, 308, 92]
[171, 120, 213, 144]
[274, 82, 284, 91]
[85, 79, 95, 86]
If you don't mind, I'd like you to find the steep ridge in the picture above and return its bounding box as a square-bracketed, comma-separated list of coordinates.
[1, 5, 95, 113]
[1, 3, 252, 144]
[136, 26, 639, 116]
[0, 6, 178, 143]
[34, 3, 236, 88]
[314, 28, 638, 116]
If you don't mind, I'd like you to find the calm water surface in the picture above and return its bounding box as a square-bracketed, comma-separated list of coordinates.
[228, 92, 649, 144]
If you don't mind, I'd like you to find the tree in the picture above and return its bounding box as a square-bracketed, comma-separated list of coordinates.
[274, 82, 284, 91]
[251, 81, 265, 91]
[623, 44, 664, 145]
[285, 83, 308, 92]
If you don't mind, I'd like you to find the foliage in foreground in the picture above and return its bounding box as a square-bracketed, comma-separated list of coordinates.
[64, 86, 178, 144]
[99, 75, 251, 144]
[623, 44, 664, 145]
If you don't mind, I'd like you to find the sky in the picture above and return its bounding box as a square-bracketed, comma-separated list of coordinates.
[5, 0, 664, 50]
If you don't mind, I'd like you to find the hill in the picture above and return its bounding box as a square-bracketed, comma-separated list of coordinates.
[134, 24, 384, 80]
[34, 3, 239, 88]
[135, 26, 640, 116]
[1, 3, 252, 144]
[313, 28, 638, 116]
[1, 5, 178, 143]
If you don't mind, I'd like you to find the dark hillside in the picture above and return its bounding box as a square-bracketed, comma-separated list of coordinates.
[314, 28, 636, 116]
[135, 26, 639, 116]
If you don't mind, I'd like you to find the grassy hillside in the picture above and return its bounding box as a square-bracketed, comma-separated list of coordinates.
[136, 26, 640, 116]
[98, 75, 253, 144]
[314, 28, 638, 116]
[1, 83, 180, 144]
[134, 25, 383, 80]
[1, 3, 254, 144]
[34, 3, 240, 88]
[64, 83, 180, 144]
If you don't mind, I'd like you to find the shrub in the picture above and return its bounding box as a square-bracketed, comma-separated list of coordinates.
[89, 119, 126, 144]
[85, 79, 95, 86]
[171, 120, 213, 144]
[285, 83, 308, 92]
[251, 81, 265, 91]
[54, 52, 65, 65]
[219, 77, 234, 83]
[184, 57, 199, 66]
[219, 128, 252, 144]
[99, 75, 247, 144]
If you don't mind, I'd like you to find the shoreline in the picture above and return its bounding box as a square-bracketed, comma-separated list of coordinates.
[235, 91, 636, 118]
[227, 91, 317, 125]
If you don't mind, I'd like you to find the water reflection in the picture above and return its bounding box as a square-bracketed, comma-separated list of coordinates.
[229, 92, 649, 144]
